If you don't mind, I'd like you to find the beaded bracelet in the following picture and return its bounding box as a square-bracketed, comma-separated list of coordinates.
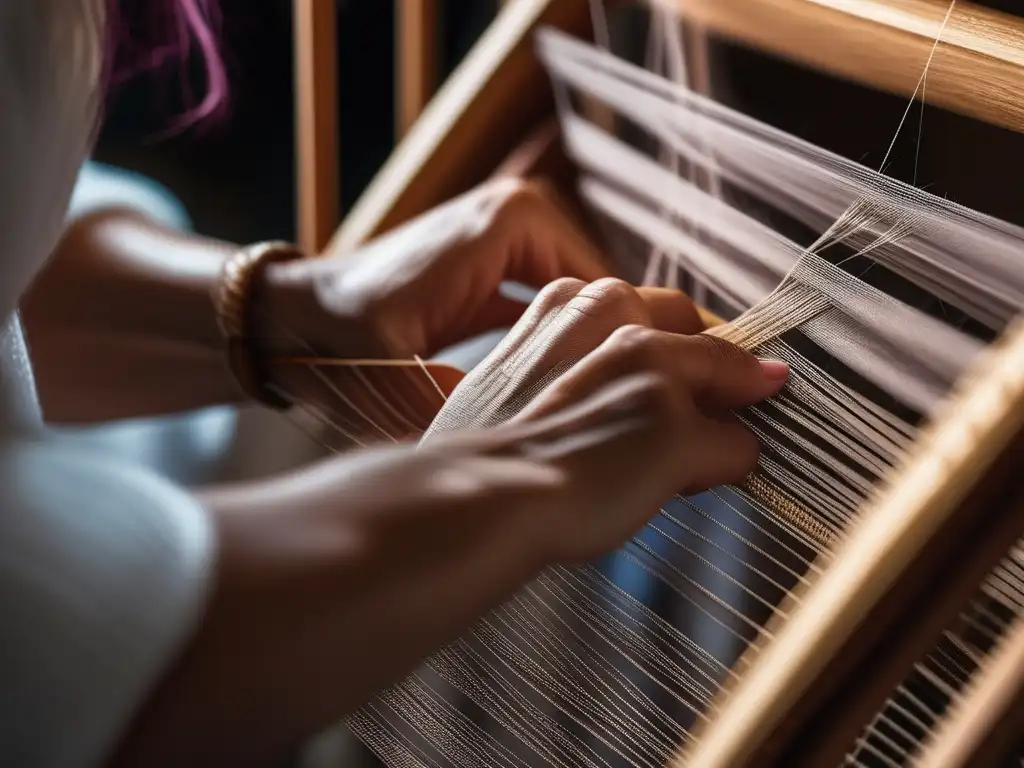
[213, 241, 305, 409]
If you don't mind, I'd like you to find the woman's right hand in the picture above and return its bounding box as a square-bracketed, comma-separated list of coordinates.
[112, 278, 786, 768]
[426, 277, 788, 564]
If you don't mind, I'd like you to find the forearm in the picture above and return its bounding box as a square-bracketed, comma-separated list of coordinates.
[111, 436, 559, 768]
[20, 208, 302, 423]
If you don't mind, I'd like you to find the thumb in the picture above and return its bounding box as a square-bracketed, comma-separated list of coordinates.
[673, 335, 790, 411]
[679, 414, 762, 493]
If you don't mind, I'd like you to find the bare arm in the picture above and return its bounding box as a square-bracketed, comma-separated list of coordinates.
[18, 208, 318, 423]
[111, 433, 560, 768]
[19, 182, 618, 426]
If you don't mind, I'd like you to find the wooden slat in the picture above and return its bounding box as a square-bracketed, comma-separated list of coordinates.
[294, 0, 340, 255]
[331, 0, 592, 254]
[396, 0, 440, 138]
[668, 0, 1024, 133]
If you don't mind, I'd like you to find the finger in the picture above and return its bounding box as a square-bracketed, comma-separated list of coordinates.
[540, 201, 614, 284]
[494, 279, 708, 424]
[519, 325, 787, 422]
[566, 278, 652, 324]
[509, 282, 653, 422]
[500, 283, 703, 336]
[672, 335, 789, 410]
[679, 414, 762, 493]
[505, 227, 611, 287]
[636, 286, 705, 334]
[504, 277, 588, 339]
[502, 371, 678, 456]
[457, 277, 589, 386]
[506, 370, 761, 498]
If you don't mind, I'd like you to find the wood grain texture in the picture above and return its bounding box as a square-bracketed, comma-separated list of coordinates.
[665, 0, 1024, 133]
[332, 0, 1024, 259]
[298, 2, 1024, 763]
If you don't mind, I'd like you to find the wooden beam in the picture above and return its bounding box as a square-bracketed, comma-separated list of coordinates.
[294, 0, 340, 255]
[667, 0, 1024, 134]
[396, 0, 440, 138]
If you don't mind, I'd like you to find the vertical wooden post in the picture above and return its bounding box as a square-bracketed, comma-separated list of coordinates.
[396, 0, 440, 138]
[294, 0, 340, 255]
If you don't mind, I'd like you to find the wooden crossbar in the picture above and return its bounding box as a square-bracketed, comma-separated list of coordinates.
[668, 0, 1024, 133]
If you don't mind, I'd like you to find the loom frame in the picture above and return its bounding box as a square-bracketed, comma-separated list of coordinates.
[293, 1, 1024, 764]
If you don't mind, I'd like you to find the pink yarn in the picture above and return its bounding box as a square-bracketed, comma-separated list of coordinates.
[107, 0, 227, 129]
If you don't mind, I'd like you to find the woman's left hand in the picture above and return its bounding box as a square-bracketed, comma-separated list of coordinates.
[263, 179, 621, 360]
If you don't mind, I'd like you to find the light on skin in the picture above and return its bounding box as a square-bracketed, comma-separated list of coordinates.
[19, 182, 787, 767]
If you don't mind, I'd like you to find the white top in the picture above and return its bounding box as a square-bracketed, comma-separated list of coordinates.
[0, 3, 215, 765]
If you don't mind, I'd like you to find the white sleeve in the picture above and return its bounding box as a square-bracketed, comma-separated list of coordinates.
[0, 437, 215, 767]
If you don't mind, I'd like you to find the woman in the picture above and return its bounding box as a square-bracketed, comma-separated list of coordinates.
[0, 3, 787, 766]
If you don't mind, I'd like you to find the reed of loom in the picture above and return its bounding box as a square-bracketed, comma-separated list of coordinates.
[290, 1, 1024, 765]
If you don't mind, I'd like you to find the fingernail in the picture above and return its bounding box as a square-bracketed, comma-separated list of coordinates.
[759, 359, 790, 381]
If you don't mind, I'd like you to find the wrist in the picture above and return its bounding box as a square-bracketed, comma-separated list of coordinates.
[251, 262, 350, 412]
[257, 260, 369, 357]
[252, 261, 322, 357]
[213, 242, 307, 409]
[209, 439, 558, 579]
[250, 260, 405, 421]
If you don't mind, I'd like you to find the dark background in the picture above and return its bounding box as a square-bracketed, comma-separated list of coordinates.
[96, 1, 498, 247]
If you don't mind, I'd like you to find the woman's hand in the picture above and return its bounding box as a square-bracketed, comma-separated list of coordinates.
[263, 182, 709, 442]
[426, 276, 788, 562]
[264, 179, 622, 359]
[111, 278, 785, 767]
[20, 180, 626, 425]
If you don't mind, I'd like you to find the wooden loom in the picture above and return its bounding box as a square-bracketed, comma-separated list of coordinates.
[292, 1, 1024, 765]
